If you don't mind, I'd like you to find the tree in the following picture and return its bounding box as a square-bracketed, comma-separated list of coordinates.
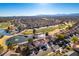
[5, 26, 11, 33]
[27, 38, 33, 43]
[71, 36, 79, 43]
[33, 28, 36, 39]
[45, 32, 48, 36]
[66, 24, 72, 30]
[21, 46, 31, 56]
[0, 45, 4, 54]
[56, 34, 65, 40]
[7, 41, 13, 50]
[33, 28, 36, 35]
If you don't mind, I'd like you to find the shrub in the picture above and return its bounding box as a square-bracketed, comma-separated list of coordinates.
[71, 36, 79, 43]
[56, 34, 65, 40]
[27, 38, 33, 43]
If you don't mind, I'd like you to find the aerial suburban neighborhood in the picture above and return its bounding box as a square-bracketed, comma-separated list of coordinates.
[0, 3, 79, 56]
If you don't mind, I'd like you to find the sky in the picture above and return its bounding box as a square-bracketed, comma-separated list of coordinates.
[0, 3, 79, 16]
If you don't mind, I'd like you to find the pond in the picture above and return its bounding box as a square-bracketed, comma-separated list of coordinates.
[0, 29, 11, 36]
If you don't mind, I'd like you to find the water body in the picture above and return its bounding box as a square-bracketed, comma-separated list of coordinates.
[0, 29, 11, 36]
[0, 29, 45, 46]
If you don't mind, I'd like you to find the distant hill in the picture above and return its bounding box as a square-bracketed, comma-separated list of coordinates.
[0, 13, 79, 17]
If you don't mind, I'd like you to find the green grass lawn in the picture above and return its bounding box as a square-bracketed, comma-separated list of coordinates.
[0, 21, 74, 35]
[36, 26, 58, 34]
[0, 22, 11, 29]
[23, 29, 33, 35]
[22, 26, 59, 35]
[58, 24, 66, 29]
[22, 22, 74, 35]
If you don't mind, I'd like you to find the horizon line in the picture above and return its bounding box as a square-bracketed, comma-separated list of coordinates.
[0, 13, 79, 17]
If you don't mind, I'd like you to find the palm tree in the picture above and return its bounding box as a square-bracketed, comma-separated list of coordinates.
[33, 28, 36, 39]
[33, 28, 36, 35]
